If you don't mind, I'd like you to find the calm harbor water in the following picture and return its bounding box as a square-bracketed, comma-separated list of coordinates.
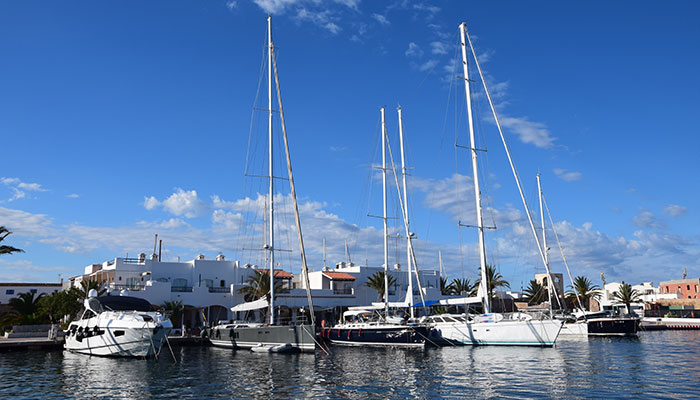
[1, 330, 699, 399]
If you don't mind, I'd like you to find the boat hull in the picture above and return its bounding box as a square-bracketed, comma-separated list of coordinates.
[430, 319, 563, 346]
[209, 324, 316, 353]
[587, 318, 638, 336]
[65, 325, 170, 357]
[560, 322, 588, 336]
[321, 325, 428, 348]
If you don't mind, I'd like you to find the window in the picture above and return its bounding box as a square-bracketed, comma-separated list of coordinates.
[202, 279, 213, 288]
[688, 285, 691, 291]
[220, 280, 225, 288]
[5, 289, 14, 295]
[30, 289, 37, 294]
[172, 278, 188, 288]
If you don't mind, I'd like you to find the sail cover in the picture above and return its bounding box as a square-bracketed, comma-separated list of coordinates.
[231, 297, 269, 312]
[437, 296, 482, 306]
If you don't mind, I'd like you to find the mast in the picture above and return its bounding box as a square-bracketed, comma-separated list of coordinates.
[266, 15, 275, 325]
[397, 106, 414, 317]
[344, 239, 349, 264]
[464, 26, 559, 317]
[270, 17, 316, 325]
[537, 174, 554, 315]
[323, 238, 327, 269]
[438, 250, 444, 279]
[381, 107, 389, 317]
[459, 22, 490, 314]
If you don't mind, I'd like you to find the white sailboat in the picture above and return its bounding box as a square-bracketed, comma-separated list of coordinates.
[209, 16, 316, 353]
[427, 22, 563, 346]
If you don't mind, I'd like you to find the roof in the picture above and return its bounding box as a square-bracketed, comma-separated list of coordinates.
[258, 269, 293, 279]
[322, 272, 356, 281]
[0, 283, 62, 287]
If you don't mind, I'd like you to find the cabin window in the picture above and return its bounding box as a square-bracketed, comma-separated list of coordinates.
[114, 330, 125, 337]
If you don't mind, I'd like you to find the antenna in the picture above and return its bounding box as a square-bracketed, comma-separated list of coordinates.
[152, 233, 158, 258]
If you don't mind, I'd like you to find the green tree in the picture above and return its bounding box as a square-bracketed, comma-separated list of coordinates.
[7, 292, 47, 324]
[475, 264, 510, 301]
[162, 300, 184, 327]
[365, 271, 396, 301]
[566, 276, 601, 311]
[237, 269, 287, 302]
[523, 279, 549, 304]
[0, 226, 24, 255]
[38, 290, 82, 324]
[439, 276, 451, 295]
[70, 279, 107, 300]
[449, 278, 475, 296]
[612, 282, 641, 316]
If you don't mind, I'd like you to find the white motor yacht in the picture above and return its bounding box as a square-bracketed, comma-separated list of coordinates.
[64, 290, 172, 357]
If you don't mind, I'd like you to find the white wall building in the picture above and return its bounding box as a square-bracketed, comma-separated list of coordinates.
[0, 283, 62, 304]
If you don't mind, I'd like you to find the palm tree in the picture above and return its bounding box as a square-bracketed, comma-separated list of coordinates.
[449, 278, 475, 296]
[475, 264, 510, 301]
[38, 290, 82, 324]
[237, 269, 287, 302]
[8, 292, 46, 324]
[162, 300, 184, 327]
[439, 276, 451, 295]
[70, 279, 107, 300]
[0, 226, 24, 255]
[365, 271, 396, 301]
[523, 279, 548, 304]
[612, 282, 641, 316]
[566, 275, 601, 311]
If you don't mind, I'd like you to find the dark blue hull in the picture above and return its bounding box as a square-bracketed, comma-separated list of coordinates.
[320, 325, 429, 347]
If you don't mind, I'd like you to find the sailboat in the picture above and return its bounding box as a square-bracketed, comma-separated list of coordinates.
[427, 22, 563, 346]
[320, 107, 430, 347]
[209, 17, 316, 353]
[535, 176, 638, 337]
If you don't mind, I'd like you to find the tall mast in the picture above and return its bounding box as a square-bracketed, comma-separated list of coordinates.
[464, 25, 558, 317]
[269, 16, 316, 325]
[397, 106, 414, 317]
[266, 15, 275, 325]
[344, 240, 349, 264]
[438, 250, 444, 279]
[381, 107, 389, 317]
[459, 22, 490, 313]
[537, 173, 553, 315]
[323, 238, 327, 269]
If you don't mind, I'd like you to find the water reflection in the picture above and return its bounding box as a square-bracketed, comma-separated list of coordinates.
[2, 331, 700, 399]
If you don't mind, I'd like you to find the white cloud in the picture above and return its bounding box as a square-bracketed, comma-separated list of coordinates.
[143, 189, 208, 218]
[405, 42, 423, 58]
[412, 3, 440, 14]
[430, 41, 448, 55]
[295, 8, 342, 34]
[253, 0, 300, 14]
[499, 116, 556, 148]
[372, 13, 390, 25]
[67, 194, 80, 199]
[226, 0, 238, 10]
[553, 168, 582, 182]
[633, 209, 667, 230]
[664, 204, 687, 217]
[417, 59, 438, 71]
[1, 177, 48, 202]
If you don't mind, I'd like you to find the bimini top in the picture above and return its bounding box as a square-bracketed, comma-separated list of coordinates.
[87, 296, 154, 313]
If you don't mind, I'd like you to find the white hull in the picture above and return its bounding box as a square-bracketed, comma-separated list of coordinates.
[65, 312, 171, 357]
[431, 319, 563, 346]
[560, 322, 588, 336]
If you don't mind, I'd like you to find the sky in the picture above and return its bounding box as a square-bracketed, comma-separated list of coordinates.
[1, 0, 699, 291]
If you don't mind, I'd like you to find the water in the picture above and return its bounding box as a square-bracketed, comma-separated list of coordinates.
[2, 331, 699, 399]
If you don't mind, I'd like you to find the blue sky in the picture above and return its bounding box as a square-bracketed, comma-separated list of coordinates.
[1, 0, 698, 290]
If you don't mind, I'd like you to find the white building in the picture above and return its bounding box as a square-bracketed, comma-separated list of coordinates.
[66, 254, 448, 327]
[0, 283, 62, 304]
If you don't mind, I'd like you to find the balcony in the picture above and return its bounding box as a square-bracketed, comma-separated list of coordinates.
[171, 286, 193, 293]
[208, 287, 230, 293]
[333, 288, 354, 295]
[110, 284, 145, 291]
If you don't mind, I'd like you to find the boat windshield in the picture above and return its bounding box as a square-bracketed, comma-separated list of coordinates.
[96, 296, 154, 312]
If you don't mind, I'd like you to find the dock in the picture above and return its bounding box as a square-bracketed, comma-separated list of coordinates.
[0, 335, 209, 353]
